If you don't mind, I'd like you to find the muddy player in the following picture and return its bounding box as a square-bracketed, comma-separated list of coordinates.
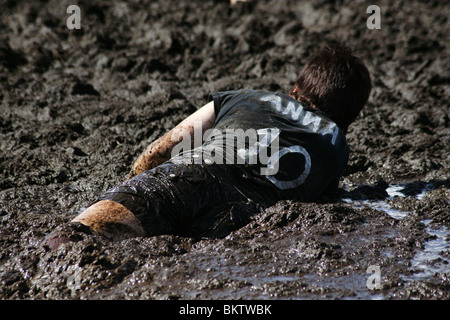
[46, 44, 371, 248]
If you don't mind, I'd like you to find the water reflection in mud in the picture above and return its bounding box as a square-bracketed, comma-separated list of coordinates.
[407, 220, 450, 281]
[343, 181, 450, 283]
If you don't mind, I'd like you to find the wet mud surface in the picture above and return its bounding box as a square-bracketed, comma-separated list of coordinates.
[0, 0, 449, 299]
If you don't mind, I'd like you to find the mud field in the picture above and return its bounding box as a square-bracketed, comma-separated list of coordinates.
[0, 0, 449, 300]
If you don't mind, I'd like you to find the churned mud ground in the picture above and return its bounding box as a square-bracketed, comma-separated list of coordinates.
[0, 0, 449, 299]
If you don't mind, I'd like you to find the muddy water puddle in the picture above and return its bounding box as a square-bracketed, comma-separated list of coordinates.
[343, 182, 450, 285]
[174, 181, 450, 299]
[406, 220, 450, 281]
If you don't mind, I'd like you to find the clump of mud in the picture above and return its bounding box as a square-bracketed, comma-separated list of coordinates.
[0, 0, 449, 299]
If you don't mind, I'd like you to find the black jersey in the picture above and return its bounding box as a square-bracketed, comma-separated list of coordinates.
[96, 90, 350, 237]
[171, 90, 349, 204]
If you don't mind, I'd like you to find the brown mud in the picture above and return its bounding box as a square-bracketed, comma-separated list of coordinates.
[0, 0, 449, 299]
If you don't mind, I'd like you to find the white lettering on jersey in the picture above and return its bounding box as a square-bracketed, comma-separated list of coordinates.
[265, 145, 311, 190]
[259, 93, 339, 146]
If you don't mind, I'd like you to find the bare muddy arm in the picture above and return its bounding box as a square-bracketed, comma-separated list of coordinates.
[66, 101, 216, 243]
[127, 101, 216, 179]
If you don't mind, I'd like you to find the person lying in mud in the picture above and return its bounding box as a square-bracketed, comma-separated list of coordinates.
[45, 44, 371, 250]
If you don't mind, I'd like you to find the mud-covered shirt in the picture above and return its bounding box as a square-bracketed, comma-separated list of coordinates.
[170, 89, 349, 205]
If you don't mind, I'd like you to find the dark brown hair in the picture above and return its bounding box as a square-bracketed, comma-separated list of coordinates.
[290, 44, 372, 133]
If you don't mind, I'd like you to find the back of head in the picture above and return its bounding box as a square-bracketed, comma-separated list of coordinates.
[291, 44, 372, 133]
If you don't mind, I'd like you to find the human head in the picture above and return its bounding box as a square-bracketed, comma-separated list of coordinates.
[290, 44, 372, 133]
